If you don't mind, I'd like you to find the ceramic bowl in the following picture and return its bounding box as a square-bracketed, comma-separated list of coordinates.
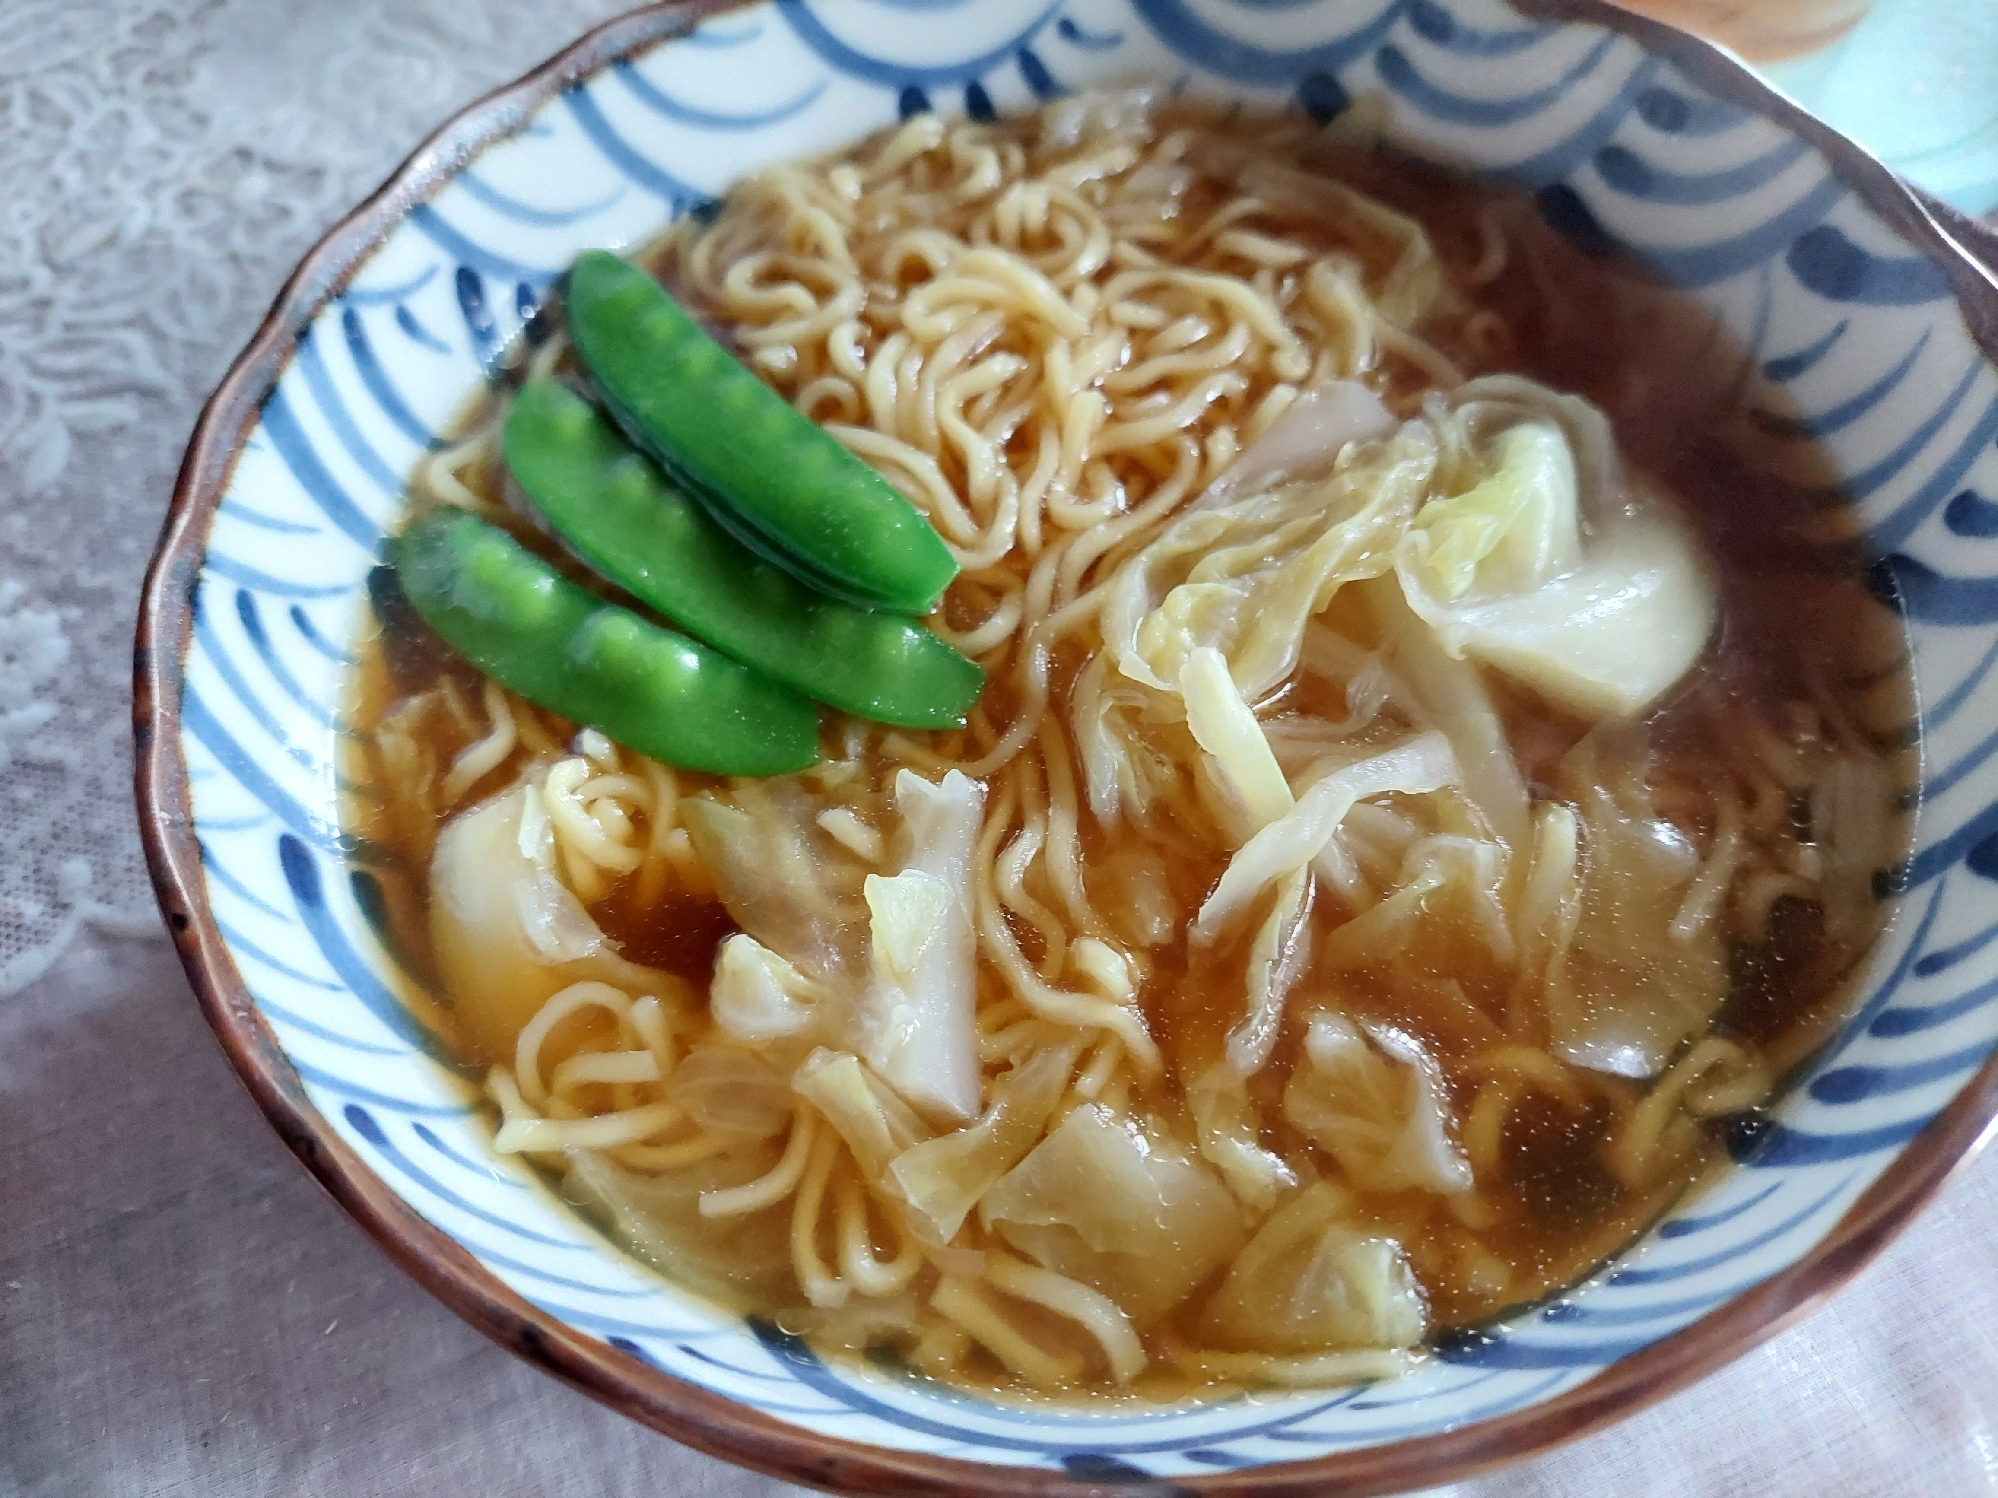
[137, 1, 1998, 1492]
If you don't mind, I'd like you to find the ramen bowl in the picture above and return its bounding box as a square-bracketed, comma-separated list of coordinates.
[136, 1, 1998, 1491]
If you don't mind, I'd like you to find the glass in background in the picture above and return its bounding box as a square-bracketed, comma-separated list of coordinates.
[1611, 0, 1998, 216]
[1609, 0, 1872, 62]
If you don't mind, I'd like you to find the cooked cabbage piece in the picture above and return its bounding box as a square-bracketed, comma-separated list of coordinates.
[1188, 1059, 1299, 1213]
[1182, 857, 1315, 1213]
[1282, 1014, 1473, 1195]
[1403, 510, 1718, 721]
[565, 1145, 793, 1303]
[1105, 420, 1437, 705]
[680, 782, 868, 984]
[1201, 1182, 1426, 1353]
[710, 933, 821, 1044]
[1366, 577, 1530, 853]
[1317, 833, 1514, 973]
[429, 782, 679, 1060]
[862, 769, 985, 1122]
[889, 1043, 1079, 1242]
[669, 1042, 795, 1138]
[1411, 421, 1582, 600]
[793, 1048, 931, 1176]
[980, 1104, 1247, 1327]
[1547, 728, 1727, 1077]
[1396, 380, 1717, 721]
[685, 770, 983, 1121]
[1181, 645, 1293, 836]
[1196, 378, 1396, 507]
[1195, 730, 1460, 941]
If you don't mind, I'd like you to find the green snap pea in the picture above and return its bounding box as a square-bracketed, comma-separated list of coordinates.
[504, 380, 985, 729]
[391, 507, 818, 777]
[565, 249, 958, 615]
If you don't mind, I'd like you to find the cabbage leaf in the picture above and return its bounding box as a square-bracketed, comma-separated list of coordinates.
[1545, 728, 1727, 1077]
[1395, 382, 1717, 722]
[1317, 834, 1513, 972]
[1181, 645, 1293, 838]
[793, 1048, 932, 1177]
[1194, 730, 1460, 942]
[1201, 1181, 1426, 1353]
[1402, 510, 1719, 721]
[1196, 379, 1396, 509]
[429, 783, 683, 1060]
[680, 783, 868, 985]
[1103, 423, 1438, 704]
[1365, 578, 1530, 854]
[668, 1043, 796, 1138]
[1411, 421, 1581, 600]
[1188, 1061, 1299, 1213]
[862, 770, 985, 1122]
[565, 1145, 793, 1303]
[981, 1103, 1247, 1327]
[1282, 1014, 1473, 1194]
[710, 934, 822, 1045]
[888, 1042, 1080, 1243]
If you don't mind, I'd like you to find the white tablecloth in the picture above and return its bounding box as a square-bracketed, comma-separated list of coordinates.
[3, 4, 1994, 1494]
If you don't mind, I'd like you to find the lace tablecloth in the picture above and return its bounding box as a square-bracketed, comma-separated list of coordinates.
[4, 3, 1995, 1494]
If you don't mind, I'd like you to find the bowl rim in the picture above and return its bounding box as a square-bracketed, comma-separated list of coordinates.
[134, 1, 1998, 1493]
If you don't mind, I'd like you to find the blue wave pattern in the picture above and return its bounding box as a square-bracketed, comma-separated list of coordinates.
[182, 0, 1998, 1479]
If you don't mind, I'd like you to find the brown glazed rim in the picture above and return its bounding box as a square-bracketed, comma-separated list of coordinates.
[136, 3, 1998, 1494]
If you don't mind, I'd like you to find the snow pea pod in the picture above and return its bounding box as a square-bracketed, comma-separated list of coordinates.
[503, 380, 984, 729]
[391, 507, 818, 777]
[565, 249, 958, 614]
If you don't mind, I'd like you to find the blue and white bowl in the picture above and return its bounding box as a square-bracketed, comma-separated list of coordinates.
[137, 1, 1998, 1491]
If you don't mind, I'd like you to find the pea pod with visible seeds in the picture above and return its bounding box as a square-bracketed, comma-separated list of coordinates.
[565, 249, 958, 614]
[392, 507, 818, 777]
[503, 379, 984, 730]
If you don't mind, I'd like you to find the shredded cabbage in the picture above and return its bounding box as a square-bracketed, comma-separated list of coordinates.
[1073, 651, 1181, 828]
[1365, 577, 1530, 853]
[1188, 1060, 1298, 1212]
[1224, 867, 1315, 1077]
[1104, 422, 1437, 703]
[1195, 730, 1460, 942]
[1178, 857, 1316, 1212]
[1319, 834, 1513, 972]
[1181, 646, 1293, 836]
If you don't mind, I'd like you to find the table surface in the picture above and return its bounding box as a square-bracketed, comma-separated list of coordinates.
[4, 3, 1996, 1495]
